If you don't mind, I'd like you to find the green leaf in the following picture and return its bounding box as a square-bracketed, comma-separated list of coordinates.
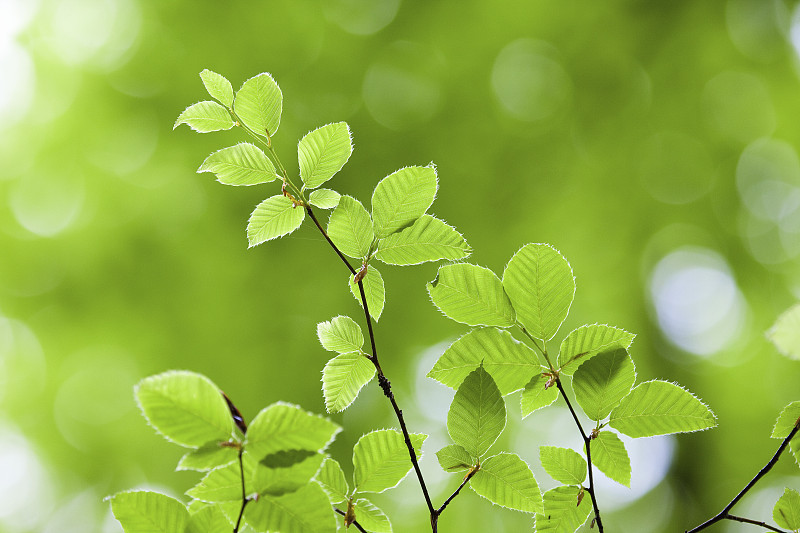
[792, 439, 800, 469]
[253, 450, 325, 496]
[428, 327, 541, 396]
[534, 486, 591, 533]
[198, 143, 278, 186]
[349, 265, 385, 321]
[185, 505, 230, 533]
[174, 101, 235, 133]
[774, 488, 800, 530]
[521, 373, 558, 419]
[572, 348, 636, 421]
[768, 304, 800, 360]
[771, 401, 800, 439]
[186, 461, 243, 503]
[177, 442, 238, 471]
[436, 444, 475, 473]
[502, 243, 575, 341]
[298, 122, 353, 189]
[317, 315, 364, 354]
[314, 457, 350, 504]
[327, 196, 374, 259]
[108, 491, 189, 533]
[448, 365, 506, 458]
[558, 324, 636, 376]
[246, 402, 341, 460]
[374, 215, 471, 266]
[353, 499, 392, 533]
[539, 446, 586, 485]
[470, 453, 543, 514]
[353, 429, 427, 493]
[371, 165, 438, 238]
[199, 69, 234, 108]
[234, 73, 283, 137]
[246, 195, 305, 247]
[308, 188, 341, 209]
[322, 352, 376, 413]
[609, 380, 717, 438]
[245, 483, 336, 533]
[427, 264, 515, 327]
[589, 431, 631, 487]
[135, 371, 233, 448]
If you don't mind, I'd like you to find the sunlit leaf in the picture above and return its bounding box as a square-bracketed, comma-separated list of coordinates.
[186, 461, 243, 503]
[253, 450, 324, 496]
[572, 348, 635, 421]
[309, 188, 341, 209]
[371, 165, 438, 238]
[317, 315, 364, 354]
[245, 402, 341, 460]
[314, 457, 349, 504]
[174, 101, 234, 133]
[771, 401, 800, 439]
[558, 324, 636, 376]
[108, 491, 189, 533]
[589, 431, 630, 487]
[198, 143, 278, 186]
[322, 352, 376, 413]
[298, 122, 353, 189]
[177, 442, 238, 472]
[135, 371, 233, 448]
[375, 215, 470, 266]
[447, 366, 506, 458]
[521, 373, 558, 419]
[349, 265, 385, 321]
[234, 73, 282, 137]
[534, 485, 591, 533]
[502, 243, 574, 341]
[185, 505, 230, 533]
[353, 429, 427, 493]
[428, 327, 541, 395]
[609, 380, 716, 438]
[328, 196, 374, 259]
[246, 195, 305, 247]
[773, 488, 800, 530]
[244, 482, 335, 533]
[354, 499, 392, 533]
[470, 453, 542, 514]
[767, 303, 800, 360]
[427, 263, 515, 327]
[199, 69, 234, 108]
[436, 444, 474, 473]
[539, 446, 586, 485]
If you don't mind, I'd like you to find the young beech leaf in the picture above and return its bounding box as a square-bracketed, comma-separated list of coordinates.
[539, 446, 586, 485]
[327, 195, 374, 259]
[135, 371, 233, 448]
[353, 499, 392, 533]
[349, 265, 385, 321]
[308, 188, 341, 209]
[244, 482, 336, 533]
[185, 504, 230, 533]
[253, 450, 325, 496]
[609, 380, 717, 438]
[534, 485, 591, 533]
[374, 215, 471, 266]
[371, 165, 438, 238]
[199, 69, 234, 108]
[246, 195, 305, 247]
[177, 441, 238, 472]
[470, 452, 543, 514]
[447, 365, 506, 459]
[298, 122, 353, 189]
[572, 347, 636, 421]
[767, 303, 800, 360]
[558, 324, 636, 376]
[771, 401, 800, 439]
[186, 460, 247, 502]
[234, 72, 283, 137]
[502, 243, 575, 341]
[427, 263, 515, 327]
[108, 490, 189, 533]
[174, 101, 235, 133]
[436, 444, 475, 472]
[353, 429, 427, 493]
[521, 373, 558, 419]
[314, 457, 350, 504]
[245, 402, 341, 460]
[317, 315, 364, 354]
[773, 488, 800, 530]
[197, 143, 278, 186]
[588, 431, 631, 487]
[429, 327, 540, 395]
[322, 352, 376, 413]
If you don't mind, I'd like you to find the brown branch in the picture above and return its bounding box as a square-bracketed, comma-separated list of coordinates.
[233, 448, 248, 533]
[430, 467, 480, 531]
[726, 515, 790, 533]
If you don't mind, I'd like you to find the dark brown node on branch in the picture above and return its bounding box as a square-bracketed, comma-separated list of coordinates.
[354, 263, 368, 284]
[377, 373, 392, 398]
[221, 390, 248, 434]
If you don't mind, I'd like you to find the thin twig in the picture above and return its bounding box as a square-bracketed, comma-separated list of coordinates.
[726, 515, 789, 533]
[435, 468, 479, 519]
[305, 207, 357, 276]
[685, 423, 800, 533]
[334, 507, 369, 533]
[233, 448, 248, 533]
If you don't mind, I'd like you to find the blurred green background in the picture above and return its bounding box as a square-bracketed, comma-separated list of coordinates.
[2, 0, 800, 531]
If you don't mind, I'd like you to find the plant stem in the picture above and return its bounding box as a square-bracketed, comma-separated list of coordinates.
[726, 515, 789, 533]
[334, 508, 369, 533]
[685, 423, 800, 533]
[431, 468, 480, 531]
[233, 448, 248, 533]
[555, 378, 604, 533]
[516, 325, 554, 371]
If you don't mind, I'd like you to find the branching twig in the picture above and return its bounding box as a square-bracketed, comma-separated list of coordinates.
[430, 467, 480, 531]
[727, 515, 790, 533]
[233, 448, 248, 533]
[334, 507, 369, 533]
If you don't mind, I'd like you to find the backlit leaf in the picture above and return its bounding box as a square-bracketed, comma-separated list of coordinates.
[234, 73, 282, 137]
[375, 215, 470, 266]
[771, 401, 800, 439]
[768, 303, 800, 360]
[108, 491, 189, 533]
[199, 69, 233, 108]
[298, 122, 353, 189]
[470, 453, 542, 514]
[246, 402, 341, 460]
[317, 315, 364, 354]
[314, 457, 349, 504]
[353, 429, 427, 493]
[174, 101, 234, 133]
[447, 366, 506, 458]
[534, 486, 591, 533]
[773, 488, 800, 530]
[353, 499, 392, 533]
[349, 265, 385, 321]
[322, 352, 376, 413]
[589, 431, 630, 487]
[328, 196, 374, 259]
[309, 189, 341, 209]
[244, 482, 336, 533]
[253, 450, 325, 496]
[177, 442, 238, 472]
[436, 444, 474, 473]
[371, 166, 438, 238]
[198, 143, 278, 186]
[186, 461, 243, 503]
[427, 264, 515, 327]
[246, 195, 305, 247]
[558, 324, 636, 376]
[539, 446, 586, 485]
[185, 505, 230, 533]
[572, 348, 635, 421]
[521, 373, 558, 419]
